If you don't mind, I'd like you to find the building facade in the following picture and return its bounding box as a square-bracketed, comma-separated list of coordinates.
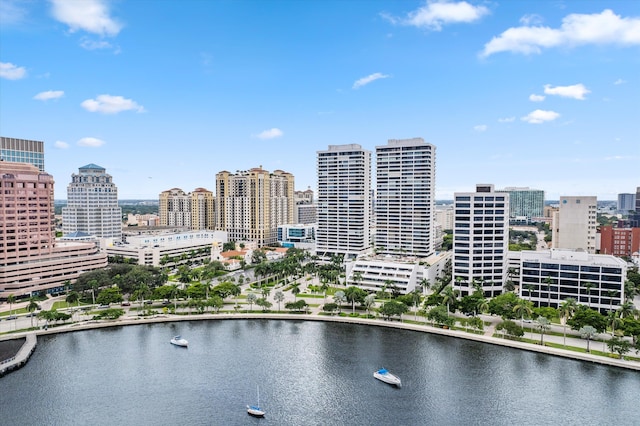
[551, 196, 597, 254]
[497, 187, 544, 224]
[510, 249, 626, 314]
[599, 226, 640, 258]
[453, 184, 509, 297]
[215, 167, 294, 246]
[617, 193, 636, 214]
[1, 162, 106, 298]
[0, 136, 45, 171]
[316, 144, 371, 261]
[375, 138, 436, 259]
[159, 188, 191, 228]
[62, 164, 122, 241]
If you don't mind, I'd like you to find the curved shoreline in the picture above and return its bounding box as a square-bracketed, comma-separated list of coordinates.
[2, 313, 639, 375]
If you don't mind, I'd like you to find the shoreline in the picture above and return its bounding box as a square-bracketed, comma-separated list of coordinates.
[2, 312, 639, 375]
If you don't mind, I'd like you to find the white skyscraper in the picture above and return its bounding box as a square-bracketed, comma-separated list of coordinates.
[375, 138, 436, 258]
[453, 184, 509, 297]
[316, 144, 371, 261]
[62, 164, 122, 241]
[551, 196, 597, 254]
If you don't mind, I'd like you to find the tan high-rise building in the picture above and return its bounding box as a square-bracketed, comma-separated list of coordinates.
[1, 162, 106, 298]
[552, 196, 597, 254]
[190, 188, 215, 230]
[215, 167, 294, 246]
[159, 187, 215, 230]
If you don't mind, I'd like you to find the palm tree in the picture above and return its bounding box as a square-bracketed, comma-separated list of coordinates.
[7, 294, 16, 317]
[535, 316, 551, 345]
[411, 289, 422, 321]
[290, 283, 301, 301]
[320, 281, 329, 303]
[333, 290, 346, 313]
[344, 286, 362, 314]
[583, 282, 595, 308]
[351, 271, 363, 287]
[606, 290, 617, 314]
[170, 284, 180, 312]
[617, 301, 637, 320]
[364, 294, 376, 317]
[419, 278, 431, 295]
[623, 279, 637, 302]
[543, 276, 553, 308]
[524, 284, 535, 305]
[246, 293, 257, 312]
[27, 298, 39, 328]
[558, 298, 577, 346]
[513, 299, 533, 329]
[475, 296, 489, 317]
[606, 311, 622, 338]
[441, 285, 459, 317]
[579, 325, 597, 353]
[274, 290, 285, 312]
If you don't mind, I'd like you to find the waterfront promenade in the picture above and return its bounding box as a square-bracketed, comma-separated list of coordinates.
[2, 303, 639, 375]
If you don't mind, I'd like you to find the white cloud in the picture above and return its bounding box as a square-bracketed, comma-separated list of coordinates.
[386, 0, 490, 31]
[473, 124, 488, 132]
[529, 94, 545, 102]
[80, 38, 113, 50]
[81, 94, 145, 114]
[254, 128, 283, 140]
[352, 72, 390, 89]
[521, 109, 560, 124]
[544, 83, 590, 100]
[33, 90, 64, 101]
[519, 14, 543, 26]
[54, 141, 69, 149]
[50, 0, 122, 36]
[614, 78, 627, 85]
[498, 117, 516, 123]
[481, 9, 640, 57]
[0, 0, 28, 25]
[0, 61, 26, 79]
[77, 137, 105, 147]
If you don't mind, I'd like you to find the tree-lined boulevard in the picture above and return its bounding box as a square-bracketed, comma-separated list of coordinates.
[2, 247, 640, 370]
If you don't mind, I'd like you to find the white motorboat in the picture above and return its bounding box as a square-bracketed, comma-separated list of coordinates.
[373, 368, 402, 388]
[170, 335, 188, 347]
[247, 386, 265, 418]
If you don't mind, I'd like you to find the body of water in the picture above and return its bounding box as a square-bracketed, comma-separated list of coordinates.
[1, 319, 639, 425]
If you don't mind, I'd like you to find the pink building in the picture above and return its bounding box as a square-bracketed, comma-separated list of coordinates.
[1, 162, 107, 299]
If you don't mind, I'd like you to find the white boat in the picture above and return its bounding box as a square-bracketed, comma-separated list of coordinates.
[170, 335, 188, 347]
[373, 368, 402, 388]
[247, 386, 265, 418]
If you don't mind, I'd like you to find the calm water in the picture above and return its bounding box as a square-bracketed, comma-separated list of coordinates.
[1, 320, 639, 426]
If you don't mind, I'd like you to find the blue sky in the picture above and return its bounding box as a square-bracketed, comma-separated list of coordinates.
[1, 0, 638, 200]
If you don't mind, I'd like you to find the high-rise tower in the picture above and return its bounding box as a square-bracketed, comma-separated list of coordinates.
[375, 138, 435, 258]
[316, 144, 371, 261]
[1, 136, 45, 171]
[215, 167, 294, 246]
[62, 164, 122, 241]
[453, 184, 509, 297]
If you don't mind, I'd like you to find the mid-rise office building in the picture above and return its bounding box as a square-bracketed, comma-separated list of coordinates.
[551, 196, 597, 254]
[617, 193, 636, 214]
[215, 167, 294, 246]
[599, 226, 640, 257]
[510, 249, 626, 313]
[1, 162, 107, 298]
[497, 187, 544, 224]
[453, 184, 509, 297]
[316, 144, 371, 261]
[0, 136, 45, 171]
[375, 138, 436, 258]
[295, 203, 317, 225]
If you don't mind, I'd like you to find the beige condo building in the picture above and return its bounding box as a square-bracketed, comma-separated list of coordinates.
[159, 187, 215, 230]
[215, 167, 294, 246]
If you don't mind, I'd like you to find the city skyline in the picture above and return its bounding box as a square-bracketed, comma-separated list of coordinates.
[1, 0, 638, 200]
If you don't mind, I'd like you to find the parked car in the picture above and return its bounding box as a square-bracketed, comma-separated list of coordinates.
[7, 315, 18, 320]
[121, 302, 131, 306]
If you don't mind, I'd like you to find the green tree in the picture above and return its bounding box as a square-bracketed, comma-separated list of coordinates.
[290, 282, 301, 300]
[378, 300, 409, 321]
[322, 303, 339, 314]
[535, 316, 551, 345]
[344, 286, 366, 314]
[441, 285, 459, 316]
[274, 290, 285, 311]
[426, 305, 454, 328]
[579, 325, 598, 353]
[496, 320, 524, 339]
[7, 294, 16, 316]
[27, 298, 40, 328]
[468, 316, 484, 333]
[558, 298, 577, 346]
[583, 282, 596, 308]
[488, 292, 520, 319]
[606, 336, 631, 359]
[333, 290, 346, 313]
[246, 293, 257, 312]
[364, 294, 376, 317]
[568, 305, 607, 333]
[256, 298, 272, 312]
[96, 287, 123, 305]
